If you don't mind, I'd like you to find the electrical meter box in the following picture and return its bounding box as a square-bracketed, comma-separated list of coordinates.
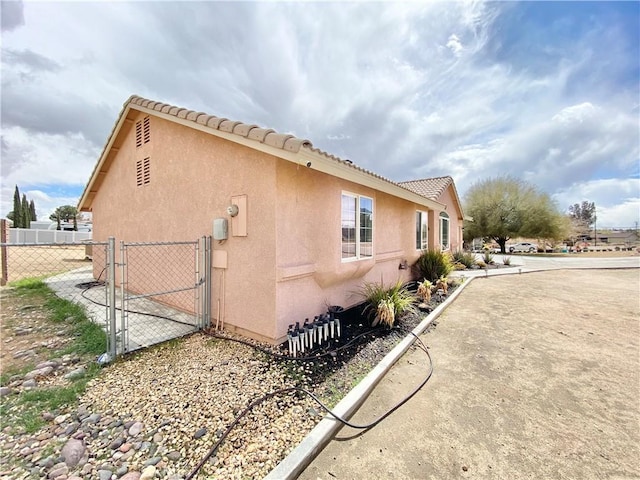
[213, 218, 228, 240]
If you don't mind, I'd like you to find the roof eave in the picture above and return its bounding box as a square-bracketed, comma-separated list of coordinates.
[295, 149, 445, 211]
[78, 101, 135, 211]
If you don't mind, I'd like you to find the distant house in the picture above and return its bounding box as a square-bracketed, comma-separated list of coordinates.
[597, 231, 639, 245]
[78, 95, 464, 343]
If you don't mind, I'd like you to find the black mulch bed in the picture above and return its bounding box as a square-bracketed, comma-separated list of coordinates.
[276, 283, 460, 406]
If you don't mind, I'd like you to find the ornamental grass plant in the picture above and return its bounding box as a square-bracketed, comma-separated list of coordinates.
[414, 248, 453, 282]
[360, 279, 417, 328]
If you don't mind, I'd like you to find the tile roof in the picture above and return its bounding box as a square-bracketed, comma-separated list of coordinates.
[129, 95, 313, 153]
[398, 176, 454, 201]
[79, 95, 457, 213]
[126, 95, 405, 187]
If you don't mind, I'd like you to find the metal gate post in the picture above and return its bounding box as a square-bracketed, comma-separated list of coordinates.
[107, 237, 117, 358]
[120, 241, 127, 354]
[203, 236, 212, 329]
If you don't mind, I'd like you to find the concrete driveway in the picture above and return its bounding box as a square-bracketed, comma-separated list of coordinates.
[299, 268, 640, 480]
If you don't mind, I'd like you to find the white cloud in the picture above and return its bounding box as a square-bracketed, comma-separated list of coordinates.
[446, 34, 464, 56]
[552, 102, 596, 124]
[1, 1, 638, 227]
[552, 178, 640, 227]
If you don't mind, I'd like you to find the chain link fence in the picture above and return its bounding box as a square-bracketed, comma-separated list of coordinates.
[1, 237, 211, 358]
[1, 242, 112, 355]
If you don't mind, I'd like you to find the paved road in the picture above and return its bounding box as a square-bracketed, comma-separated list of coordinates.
[458, 254, 640, 278]
[298, 266, 640, 480]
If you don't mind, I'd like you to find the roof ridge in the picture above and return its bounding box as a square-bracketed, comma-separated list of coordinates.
[399, 175, 452, 184]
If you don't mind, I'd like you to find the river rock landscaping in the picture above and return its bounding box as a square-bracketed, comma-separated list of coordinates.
[1, 281, 457, 479]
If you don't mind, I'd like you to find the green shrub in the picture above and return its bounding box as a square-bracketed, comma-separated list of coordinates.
[482, 251, 495, 264]
[503, 256, 512, 266]
[414, 249, 453, 282]
[360, 280, 417, 328]
[452, 250, 476, 269]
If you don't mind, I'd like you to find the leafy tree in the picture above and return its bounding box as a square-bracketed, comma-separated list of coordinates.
[29, 200, 37, 222]
[50, 205, 79, 230]
[8, 186, 38, 228]
[21, 194, 30, 229]
[568, 201, 595, 225]
[463, 176, 567, 253]
[49, 205, 78, 223]
[568, 201, 595, 236]
[12, 186, 22, 227]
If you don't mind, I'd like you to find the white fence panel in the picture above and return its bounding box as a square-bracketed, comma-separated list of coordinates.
[8, 228, 92, 244]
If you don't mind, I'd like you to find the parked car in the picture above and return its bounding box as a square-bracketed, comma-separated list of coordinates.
[509, 242, 537, 253]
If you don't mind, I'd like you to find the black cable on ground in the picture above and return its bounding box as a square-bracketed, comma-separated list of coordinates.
[77, 279, 199, 328]
[185, 329, 433, 480]
[77, 273, 436, 479]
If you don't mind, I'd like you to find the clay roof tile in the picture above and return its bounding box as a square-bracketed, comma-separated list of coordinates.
[247, 128, 275, 142]
[233, 124, 259, 137]
[398, 176, 454, 201]
[219, 120, 241, 133]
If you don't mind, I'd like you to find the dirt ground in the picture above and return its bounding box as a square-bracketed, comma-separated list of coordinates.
[0, 287, 77, 377]
[300, 269, 640, 480]
[1, 245, 90, 284]
[0, 245, 91, 375]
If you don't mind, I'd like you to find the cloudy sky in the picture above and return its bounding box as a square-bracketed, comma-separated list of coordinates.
[1, 0, 638, 227]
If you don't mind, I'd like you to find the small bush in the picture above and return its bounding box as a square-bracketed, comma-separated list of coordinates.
[360, 280, 417, 328]
[482, 251, 495, 264]
[414, 249, 453, 282]
[476, 260, 487, 268]
[503, 256, 512, 266]
[452, 250, 476, 269]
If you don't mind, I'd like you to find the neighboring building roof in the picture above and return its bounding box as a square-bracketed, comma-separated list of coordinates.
[599, 231, 639, 241]
[399, 176, 464, 219]
[78, 95, 454, 214]
[398, 176, 454, 201]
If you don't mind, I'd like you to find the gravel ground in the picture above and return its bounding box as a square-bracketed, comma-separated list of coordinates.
[0, 284, 457, 479]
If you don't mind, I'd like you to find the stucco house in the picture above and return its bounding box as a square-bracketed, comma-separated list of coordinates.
[78, 95, 464, 344]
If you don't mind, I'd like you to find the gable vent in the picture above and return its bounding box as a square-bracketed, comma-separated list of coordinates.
[136, 157, 151, 186]
[143, 116, 151, 144]
[135, 116, 151, 147]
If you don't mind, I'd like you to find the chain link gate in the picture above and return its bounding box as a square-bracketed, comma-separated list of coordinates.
[115, 237, 211, 355]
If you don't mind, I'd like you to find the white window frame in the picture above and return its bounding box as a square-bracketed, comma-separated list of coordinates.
[341, 192, 374, 261]
[440, 211, 450, 250]
[416, 211, 428, 250]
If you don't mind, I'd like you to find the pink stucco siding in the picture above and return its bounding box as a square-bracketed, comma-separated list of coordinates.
[91, 113, 279, 341]
[86, 108, 464, 344]
[273, 161, 423, 341]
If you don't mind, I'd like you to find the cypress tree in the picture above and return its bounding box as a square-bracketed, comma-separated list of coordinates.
[29, 200, 37, 221]
[12, 186, 22, 227]
[21, 194, 31, 229]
